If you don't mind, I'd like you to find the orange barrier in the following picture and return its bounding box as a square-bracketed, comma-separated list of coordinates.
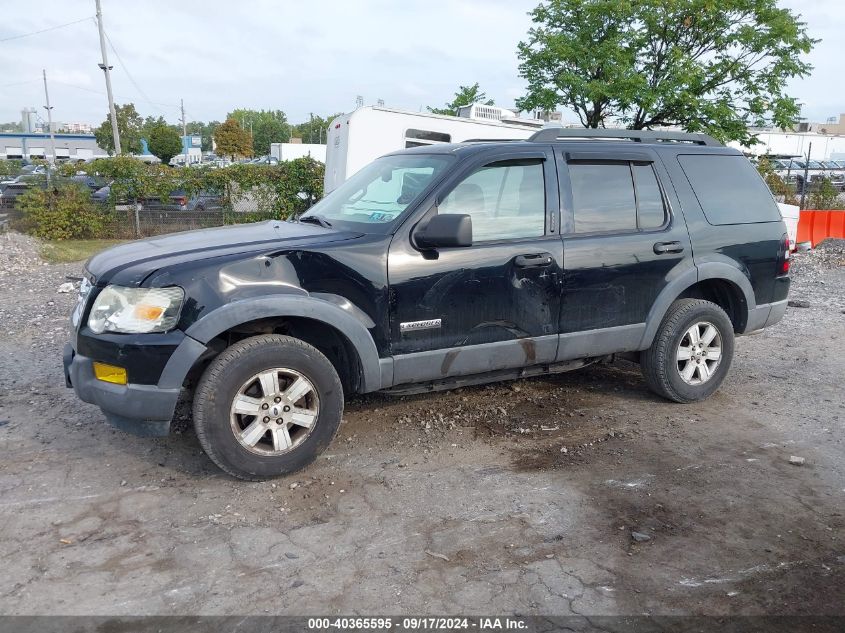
[797, 210, 845, 247]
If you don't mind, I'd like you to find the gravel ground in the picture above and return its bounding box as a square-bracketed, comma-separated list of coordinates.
[0, 231, 843, 616]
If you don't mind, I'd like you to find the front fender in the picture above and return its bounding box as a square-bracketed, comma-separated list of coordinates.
[184, 295, 382, 393]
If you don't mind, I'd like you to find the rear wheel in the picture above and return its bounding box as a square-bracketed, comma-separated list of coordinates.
[640, 299, 735, 403]
[193, 334, 343, 480]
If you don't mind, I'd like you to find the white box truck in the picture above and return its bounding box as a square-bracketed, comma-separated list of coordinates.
[269, 143, 327, 163]
[324, 105, 544, 193]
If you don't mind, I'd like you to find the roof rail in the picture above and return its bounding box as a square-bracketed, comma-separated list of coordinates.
[528, 127, 722, 146]
[461, 138, 521, 143]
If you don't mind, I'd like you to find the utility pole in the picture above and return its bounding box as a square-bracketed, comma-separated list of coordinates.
[181, 98, 187, 166]
[95, 0, 121, 154]
[42, 69, 57, 187]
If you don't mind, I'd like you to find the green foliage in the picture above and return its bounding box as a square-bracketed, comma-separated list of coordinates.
[227, 109, 290, 155]
[517, 0, 817, 143]
[0, 121, 23, 133]
[140, 115, 174, 142]
[17, 185, 110, 241]
[0, 159, 22, 177]
[88, 155, 179, 203]
[148, 124, 183, 165]
[94, 103, 144, 155]
[808, 178, 841, 210]
[757, 157, 798, 205]
[428, 83, 494, 116]
[290, 114, 339, 144]
[214, 119, 253, 160]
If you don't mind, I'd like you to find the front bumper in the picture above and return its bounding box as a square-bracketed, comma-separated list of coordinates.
[63, 335, 207, 437]
[64, 343, 180, 436]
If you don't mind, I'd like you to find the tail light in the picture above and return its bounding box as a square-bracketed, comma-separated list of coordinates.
[778, 233, 790, 275]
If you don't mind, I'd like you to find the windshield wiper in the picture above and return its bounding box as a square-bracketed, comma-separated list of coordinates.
[299, 214, 333, 228]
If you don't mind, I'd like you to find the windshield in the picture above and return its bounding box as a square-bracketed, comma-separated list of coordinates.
[301, 154, 453, 232]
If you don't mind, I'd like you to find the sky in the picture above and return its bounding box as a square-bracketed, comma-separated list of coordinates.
[0, 0, 842, 129]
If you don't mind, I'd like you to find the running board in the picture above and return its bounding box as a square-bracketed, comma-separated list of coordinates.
[379, 357, 602, 396]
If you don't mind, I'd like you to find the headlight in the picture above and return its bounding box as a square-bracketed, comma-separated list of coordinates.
[88, 286, 184, 334]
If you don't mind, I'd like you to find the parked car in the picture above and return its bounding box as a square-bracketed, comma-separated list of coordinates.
[90, 184, 112, 204]
[819, 161, 845, 191]
[142, 190, 223, 212]
[0, 180, 43, 208]
[70, 174, 107, 191]
[63, 129, 791, 480]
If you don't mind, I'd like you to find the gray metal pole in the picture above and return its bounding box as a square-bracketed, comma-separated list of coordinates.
[799, 142, 811, 210]
[42, 69, 56, 187]
[181, 98, 187, 166]
[95, 0, 121, 155]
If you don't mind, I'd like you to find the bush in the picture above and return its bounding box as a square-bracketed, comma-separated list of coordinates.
[0, 159, 22, 178]
[756, 157, 798, 205]
[17, 185, 112, 240]
[807, 177, 841, 210]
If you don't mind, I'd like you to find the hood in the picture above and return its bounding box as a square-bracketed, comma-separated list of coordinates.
[86, 220, 361, 286]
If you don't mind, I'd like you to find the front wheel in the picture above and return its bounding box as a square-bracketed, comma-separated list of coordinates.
[640, 299, 735, 403]
[193, 334, 343, 480]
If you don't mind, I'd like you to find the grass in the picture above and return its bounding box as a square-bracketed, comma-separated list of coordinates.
[39, 239, 128, 264]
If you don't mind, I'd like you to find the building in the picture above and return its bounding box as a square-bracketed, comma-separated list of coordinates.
[730, 129, 845, 161]
[0, 132, 108, 161]
[169, 134, 202, 165]
[20, 108, 38, 134]
[817, 114, 845, 136]
[60, 122, 94, 134]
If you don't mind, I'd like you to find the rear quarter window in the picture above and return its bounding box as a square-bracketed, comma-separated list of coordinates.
[678, 154, 780, 225]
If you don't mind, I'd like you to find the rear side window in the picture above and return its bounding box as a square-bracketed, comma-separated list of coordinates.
[568, 162, 667, 234]
[678, 155, 780, 225]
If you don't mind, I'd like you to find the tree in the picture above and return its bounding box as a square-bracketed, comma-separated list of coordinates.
[516, 0, 816, 144]
[290, 113, 341, 144]
[213, 119, 253, 160]
[148, 124, 183, 165]
[428, 83, 494, 116]
[93, 103, 144, 155]
[808, 177, 840, 210]
[227, 109, 290, 155]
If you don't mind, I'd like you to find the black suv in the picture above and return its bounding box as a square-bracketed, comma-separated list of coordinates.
[63, 129, 790, 480]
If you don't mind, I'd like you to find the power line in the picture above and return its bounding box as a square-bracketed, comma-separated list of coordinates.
[51, 79, 180, 110]
[0, 16, 94, 43]
[103, 28, 164, 114]
[0, 79, 41, 88]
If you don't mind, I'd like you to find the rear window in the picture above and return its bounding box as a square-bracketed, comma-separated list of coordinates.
[678, 154, 780, 225]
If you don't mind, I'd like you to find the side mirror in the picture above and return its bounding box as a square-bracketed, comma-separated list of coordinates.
[416, 213, 472, 248]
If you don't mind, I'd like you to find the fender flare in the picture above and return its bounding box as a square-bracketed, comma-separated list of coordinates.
[638, 262, 756, 349]
[184, 295, 382, 393]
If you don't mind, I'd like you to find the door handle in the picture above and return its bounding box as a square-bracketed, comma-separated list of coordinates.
[514, 253, 554, 268]
[653, 241, 684, 254]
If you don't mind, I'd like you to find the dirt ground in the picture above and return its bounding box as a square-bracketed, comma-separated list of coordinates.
[0, 231, 843, 616]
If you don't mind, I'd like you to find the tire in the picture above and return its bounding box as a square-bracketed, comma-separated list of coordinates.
[640, 299, 735, 403]
[193, 334, 343, 480]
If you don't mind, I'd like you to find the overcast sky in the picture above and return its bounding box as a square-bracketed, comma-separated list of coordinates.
[0, 0, 841, 128]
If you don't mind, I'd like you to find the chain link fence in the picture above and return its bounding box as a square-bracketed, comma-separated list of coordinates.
[0, 158, 322, 239]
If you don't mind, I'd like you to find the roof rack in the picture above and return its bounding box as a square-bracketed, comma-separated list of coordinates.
[527, 127, 722, 146]
[461, 138, 521, 143]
